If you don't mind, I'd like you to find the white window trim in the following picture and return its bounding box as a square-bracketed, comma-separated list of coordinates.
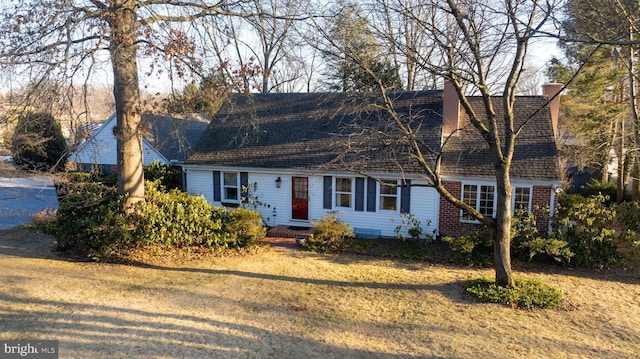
[334, 177, 354, 209]
[512, 185, 533, 213]
[460, 182, 496, 223]
[461, 182, 535, 222]
[222, 171, 240, 203]
[378, 180, 399, 212]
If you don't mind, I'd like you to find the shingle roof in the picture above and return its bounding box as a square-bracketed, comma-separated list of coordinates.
[187, 92, 561, 181]
[143, 114, 210, 162]
[441, 96, 561, 181]
[187, 92, 443, 173]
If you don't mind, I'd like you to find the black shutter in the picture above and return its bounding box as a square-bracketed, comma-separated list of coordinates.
[400, 180, 411, 213]
[323, 176, 332, 209]
[355, 177, 365, 211]
[213, 171, 221, 202]
[366, 177, 377, 212]
[240, 172, 249, 202]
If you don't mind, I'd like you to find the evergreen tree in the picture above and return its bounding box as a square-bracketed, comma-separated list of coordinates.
[11, 111, 68, 171]
[321, 1, 401, 92]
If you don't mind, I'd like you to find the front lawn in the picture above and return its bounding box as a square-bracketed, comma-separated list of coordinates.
[1, 228, 639, 358]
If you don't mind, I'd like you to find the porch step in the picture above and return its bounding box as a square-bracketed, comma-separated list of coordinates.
[266, 225, 315, 239]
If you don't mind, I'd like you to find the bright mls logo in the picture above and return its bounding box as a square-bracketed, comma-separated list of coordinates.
[1, 341, 58, 359]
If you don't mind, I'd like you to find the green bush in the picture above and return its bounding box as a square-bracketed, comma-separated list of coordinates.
[555, 194, 620, 268]
[614, 201, 640, 233]
[581, 178, 618, 203]
[144, 160, 182, 190]
[440, 231, 492, 266]
[304, 213, 355, 252]
[394, 213, 436, 241]
[133, 182, 227, 249]
[11, 110, 68, 171]
[50, 180, 265, 260]
[511, 208, 573, 263]
[223, 207, 266, 247]
[53, 182, 133, 260]
[465, 277, 563, 309]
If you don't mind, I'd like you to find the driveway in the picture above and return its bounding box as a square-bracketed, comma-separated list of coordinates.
[0, 175, 58, 229]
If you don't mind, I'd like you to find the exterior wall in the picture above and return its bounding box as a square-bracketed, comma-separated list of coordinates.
[438, 181, 481, 236]
[186, 170, 214, 203]
[185, 168, 440, 238]
[71, 115, 168, 167]
[532, 185, 554, 233]
[325, 179, 439, 237]
[439, 180, 556, 237]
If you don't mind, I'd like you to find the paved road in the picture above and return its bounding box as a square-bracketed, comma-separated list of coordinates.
[0, 176, 58, 230]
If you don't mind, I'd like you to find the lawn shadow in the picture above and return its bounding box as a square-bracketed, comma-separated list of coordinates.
[0, 292, 446, 358]
[512, 260, 640, 285]
[132, 259, 473, 306]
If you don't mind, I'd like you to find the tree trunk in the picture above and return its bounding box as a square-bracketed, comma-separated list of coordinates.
[494, 165, 515, 288]
[616, 117, 625, 204]
[109, 0, 144, 211]
[628, 30, 640, 201]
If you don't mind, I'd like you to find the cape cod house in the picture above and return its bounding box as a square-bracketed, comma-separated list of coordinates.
[183, 83, 563, 238]
[71, 113, 209, 174]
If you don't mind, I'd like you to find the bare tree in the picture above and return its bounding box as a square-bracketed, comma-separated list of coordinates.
[192, 0, 308, 93]
[367, 0, 439, 90]
[331, 0, 559, 287]
[0, 0, 252, 210]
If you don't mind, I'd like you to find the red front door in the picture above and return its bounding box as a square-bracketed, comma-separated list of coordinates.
[292, 177, 309, 220]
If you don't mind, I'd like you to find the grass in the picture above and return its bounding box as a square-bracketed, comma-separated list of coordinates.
[1, 227, 639, 358]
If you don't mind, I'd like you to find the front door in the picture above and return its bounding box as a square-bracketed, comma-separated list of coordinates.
[291, 177, 309, 220]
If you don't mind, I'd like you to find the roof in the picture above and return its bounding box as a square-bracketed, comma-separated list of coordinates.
[142, 113, 210, 162]
[187, 92, 442, 173]
[441, 96, 561, 181]
[187, 92, 560, 181]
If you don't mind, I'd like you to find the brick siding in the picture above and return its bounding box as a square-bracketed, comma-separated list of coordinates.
[438, 181, 555, 237]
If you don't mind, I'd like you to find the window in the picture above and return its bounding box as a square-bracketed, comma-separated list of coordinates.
[379, 180, 398, 211]
[479, 185, 495, 217]
[461, 184, 478, 221]
[461, 184, 495, 221]
[335, 177, 353, 208]
[514, 187, 531, 212]
[223, 172, 239, 202]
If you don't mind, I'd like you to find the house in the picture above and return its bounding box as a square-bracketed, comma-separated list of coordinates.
[71, 113, 209, 175]
[183, 83, 562, 238]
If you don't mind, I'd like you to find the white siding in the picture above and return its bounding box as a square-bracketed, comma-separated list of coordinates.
[312, 179, 438, 237]
[244, 173, 291, 228]
[72, 115, 168, 166]
[185, 169, 440, 238]
[187, 170, 214, 203]
[407, 184, 440, 236]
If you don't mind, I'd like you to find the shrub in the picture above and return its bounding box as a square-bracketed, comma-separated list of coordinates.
[222, 207, 267, 247]
[465, 277, 563, 309]
[11, 110, 68, 171]
[144, 160, 182, 190]
[304, 213, 355, 252]
[511, 208, 573, 263]
[614, 201, 640, 234]
[394, 213, 436, 241]
[54, 182, 132, 260]
[581, 178, 618, 203]
[440, 231, 492, 266]
[133, 182, 227, 249]
[51, 180, 266, 260]
[555, 194, 620, 268]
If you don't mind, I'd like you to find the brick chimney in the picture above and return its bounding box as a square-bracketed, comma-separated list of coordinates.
[542, 83, 563, 139]
[442, 80, 460, 137]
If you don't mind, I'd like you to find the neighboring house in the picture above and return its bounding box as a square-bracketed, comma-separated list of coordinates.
[183, 83, 562, 238]
[71, 113, 209, 175]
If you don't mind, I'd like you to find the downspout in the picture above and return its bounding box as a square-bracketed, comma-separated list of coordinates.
[549, 185, 560, 234]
